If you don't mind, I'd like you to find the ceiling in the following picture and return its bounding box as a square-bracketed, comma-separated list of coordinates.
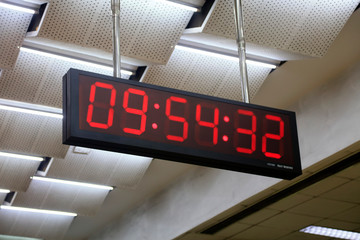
[0, 0, 359, 239]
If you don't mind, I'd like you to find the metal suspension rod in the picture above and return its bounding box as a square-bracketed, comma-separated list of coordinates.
[233, 0, 250, 103]
[111, 0, 121, 78]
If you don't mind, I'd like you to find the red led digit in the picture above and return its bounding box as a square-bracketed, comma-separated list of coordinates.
[122, 88, 148, 135]
[262, 115, 284, 159]
[165, 96, 188, 142]
[86, 82, 116, 129]
[234, 109, 256, 154]
[195, 104, 219, 146]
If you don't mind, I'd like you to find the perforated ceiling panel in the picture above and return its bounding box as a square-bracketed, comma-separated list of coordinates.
[34, 0, 194, 64]
[0, 193, 6, 205]
[0, 156, 40, 192]
[143, 47, 271, 101]
[199, 0, 359, 58]
[0, 111, 68, 159]
[0, 50, 114, 108]
[11, 179, 111, 216]
[47, 147, 152, 189]
[0, 8, 32, 70]
[0, 209, 74, 240]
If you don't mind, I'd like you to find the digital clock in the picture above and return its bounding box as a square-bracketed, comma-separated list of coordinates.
[63, 69, 301, 179]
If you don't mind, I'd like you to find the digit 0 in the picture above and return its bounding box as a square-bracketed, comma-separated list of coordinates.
[234, 109, 256, 154]
[165, 96, 188, 142]
[86, 82, 116, 129]
[262, 115, 284, 159]
[195, 103, 219, 146]
[122, 88, 148, 135]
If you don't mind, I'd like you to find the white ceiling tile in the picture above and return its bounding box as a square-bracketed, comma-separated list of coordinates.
[47, 147, 152, 188]
[0, 111, 68, 159]
[259, 212, 322, 231]
[0, 8, 32, 69]
[35, 0, 193, 64]
[0, 193, 6, 204]
[321, 179, 360, 204]
[268, 193, 313, 211]
[0, 209, 74, 239]
[299, 176, 350, 196]
[0, 50, 113, 108]
[143, 48, 270, 102]
[0, 156, 40, 191]
[12, 179, 111, 216]
[289, 197, 356, 218]
[201, 0, 358, 58]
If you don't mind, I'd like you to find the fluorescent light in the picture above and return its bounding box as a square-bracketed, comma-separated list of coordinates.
[0, 2, 35, 14]
[175, 45, 277, 69]
[0, 205, 77, 217]
[31, 176, 114, 191]
[300, 226, 360, 240]
[155, 0, 199, 12]
[0, 151, 44, 162]
[0, 189, 10, 194]
[20, 47, 134, 76]
[0, 234, 42, 240]
[0, 105, 63, 119]
[246, 59, 277, 69]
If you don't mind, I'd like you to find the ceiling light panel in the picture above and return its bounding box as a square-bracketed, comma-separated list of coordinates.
[0, 111, 68, 159]
[0, 207, 74, 240]
[196, 0, 359, 59]
[0, 155, 41, 191]
[34, 0, 193, 64]
[0, 8, 32, 69]
[46, 146, 152, 189]
[11, 177, 111, 216]
[0, 48, 114, 109]
[300, 226, 360, 240]
[143, 47, 271, 102]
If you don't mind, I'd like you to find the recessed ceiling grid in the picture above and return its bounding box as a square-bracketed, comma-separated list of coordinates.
[35, 0, 194, 64]
[178, 162, 360, 240]
[201, 0, 359, 58]
[143, 48, 271, 101]
[0, 8, 32, 69]
[0, 50, 113, 108]
[46, 147, 152, 188]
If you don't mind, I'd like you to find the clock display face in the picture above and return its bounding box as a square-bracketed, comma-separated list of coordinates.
[63, 69, 301, 179]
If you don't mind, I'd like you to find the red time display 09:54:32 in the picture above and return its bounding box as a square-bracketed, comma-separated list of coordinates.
[78, 75, 295, 166]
